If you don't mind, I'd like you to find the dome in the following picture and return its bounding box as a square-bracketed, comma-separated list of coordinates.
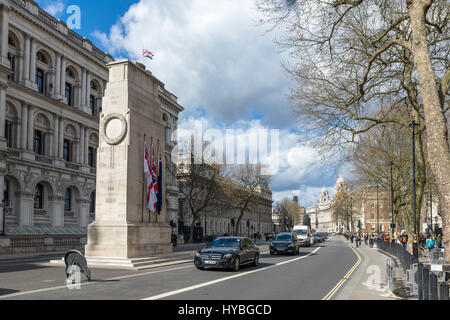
[337, 177, 345, 185]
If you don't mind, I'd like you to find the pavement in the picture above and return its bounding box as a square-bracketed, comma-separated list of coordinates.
[335, 239, 408, 300]
[0, 236, 411, 300]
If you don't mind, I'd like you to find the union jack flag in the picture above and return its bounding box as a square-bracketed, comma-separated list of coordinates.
[142, 49, 154, 60]
[144, 144, 158, 212]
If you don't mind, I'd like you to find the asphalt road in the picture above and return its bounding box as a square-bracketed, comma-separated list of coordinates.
[0, 236, 358, 300]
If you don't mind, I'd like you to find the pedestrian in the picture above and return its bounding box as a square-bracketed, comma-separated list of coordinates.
[436, 234, 442, 249]
[364, 232, 368, 246]
[350, 233, 354, 243]
[426, 235, 435, 251]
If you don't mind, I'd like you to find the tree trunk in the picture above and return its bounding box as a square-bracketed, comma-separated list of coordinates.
[408, 0, 450, 261]
[189, 214, 198, 243]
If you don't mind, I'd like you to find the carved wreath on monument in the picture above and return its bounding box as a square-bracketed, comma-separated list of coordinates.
[100, 113, 128, 145]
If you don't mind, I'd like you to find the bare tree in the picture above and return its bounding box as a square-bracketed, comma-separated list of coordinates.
[256, 0, 450, 257]
[224, 164, 271, 236]
[276, 197, 299, 231]
[176, 141, 223, 243]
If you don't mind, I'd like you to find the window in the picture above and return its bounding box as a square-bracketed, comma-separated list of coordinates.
[34, 184, 44, 209]
[36, 52, 48, 64]
[7, 53, 15, 81]
[4, 179, 9, 208]
[36, 69, 45, 93]
[371, 203, 375, 208]
[65, 83, 73, 106]
[89, 192, 95, 213]
[66, 68, 74, 78]
[89, 95, 96, 116]
[90, 81, 98, 91]
[5, 120, 13, 148]
[88, 147, 95, 167]
[64, 189, 72, 211]
[371, 225, 375, 232]
[371, 213, 375, 220]
[63, 139, 71, 162]
[34, 130, 44, 155]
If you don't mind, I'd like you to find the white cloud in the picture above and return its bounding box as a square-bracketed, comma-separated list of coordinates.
[94, 0, 339, 207]
[44, 1, 65, 17]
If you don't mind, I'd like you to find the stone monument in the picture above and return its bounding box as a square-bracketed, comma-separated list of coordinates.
[84, 60, 171, 266]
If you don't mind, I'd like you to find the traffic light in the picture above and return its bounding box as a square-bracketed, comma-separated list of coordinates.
[247, 220, 250, 228]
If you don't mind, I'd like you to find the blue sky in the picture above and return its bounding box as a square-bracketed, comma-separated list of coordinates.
[35, 0, 341, 207]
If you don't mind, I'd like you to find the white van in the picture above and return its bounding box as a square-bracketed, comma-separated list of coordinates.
[292, 225, 311, 247]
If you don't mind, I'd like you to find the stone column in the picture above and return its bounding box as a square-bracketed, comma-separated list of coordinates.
[84, 127, 89, 164]
[27, 105, 34, 151]
[58, 117, 64, 158]
[21, 102, 28, 149]
[19, 193, 34, 227]
[51, 199, 64, 227]
[0, 172, 4, 234]
[79, 125, 85, 164]
[85, 71, 91, 111]
[0, 4, 10, 68]
[0, 80, 7, 139]
[53, 115, 59, 158]
[79, 200, 89, 228]
[54, 52, 61, 98]
[59, 55, 66, 102]
[23, 35, 30, 84]
[29, 37, 37, 89]
[48, 129, 53, 157]
[81, 67, 86, 107]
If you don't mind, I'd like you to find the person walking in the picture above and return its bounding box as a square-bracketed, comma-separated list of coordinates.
[426, 235, 435, 252]
[350, 233, 354, 243]
[364, 232, 368, 246]
[401, 231, 408, 249]
[435, 234, 442, 249]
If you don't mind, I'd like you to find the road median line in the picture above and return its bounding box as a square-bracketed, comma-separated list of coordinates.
[322, 243, 362, 300]
[142, 247, 321, 300]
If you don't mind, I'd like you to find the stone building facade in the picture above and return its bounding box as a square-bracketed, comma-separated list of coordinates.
[0, 0, 183, 254]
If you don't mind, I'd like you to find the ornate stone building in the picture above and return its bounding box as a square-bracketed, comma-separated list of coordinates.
[0, 0, 183, 253]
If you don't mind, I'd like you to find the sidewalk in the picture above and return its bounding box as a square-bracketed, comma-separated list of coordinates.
[335, 240, 412, 300]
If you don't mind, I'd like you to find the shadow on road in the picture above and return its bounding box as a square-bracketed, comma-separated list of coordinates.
[0, 288, 20, 296]
[0, 263, 54, 274]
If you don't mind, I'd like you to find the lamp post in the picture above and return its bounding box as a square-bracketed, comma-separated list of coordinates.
[390, 162, 395, 243]
[410, 120, 419, 259]
[376, 185, 379, 234]
[345, 196, 349, 232]
[350, 196, 353, 233]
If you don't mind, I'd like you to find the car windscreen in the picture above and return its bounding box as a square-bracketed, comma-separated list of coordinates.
[274, 234, 292, 241]
[294, 229, 308, 236]
[209, 238, 241, 248]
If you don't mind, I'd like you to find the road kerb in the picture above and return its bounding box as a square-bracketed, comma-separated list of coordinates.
[322, 244, 362, 300]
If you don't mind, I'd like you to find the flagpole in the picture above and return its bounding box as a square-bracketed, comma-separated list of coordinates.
[150, 136, 154, 223]
[156, 139, 160, 223]
[142, 134, 146, 223]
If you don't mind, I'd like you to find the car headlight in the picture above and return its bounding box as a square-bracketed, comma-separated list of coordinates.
[195, 252, 201, 258]
[270, 243, 274, 248]
[288, 243, 293, 247]
[223, 254, 233, 259]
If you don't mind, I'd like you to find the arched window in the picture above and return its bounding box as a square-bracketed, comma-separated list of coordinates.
[89, 95, 96, 116]
[4, 179, 9, 207]
[64, 189, 72, 211]
[65, 67, 74, 78]
[36, 68, 45, 93]
[34, 184, 44, 209]
[89, 192, 95, 213]
[63, 139, 72, 162]
[36, 52, 48, 64]
[65, 83, 73, 106]
[88, 146, 95, 167]
[34, 130, 44, 155]
[371, 213, 375, 220]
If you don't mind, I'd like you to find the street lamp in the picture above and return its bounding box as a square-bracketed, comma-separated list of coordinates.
[376, 185, 379, 234]
[390, 161, 395, 243]
[345, 196, 349, 232]
[410, 120, 419, 259]
[350, 196, 353, 233]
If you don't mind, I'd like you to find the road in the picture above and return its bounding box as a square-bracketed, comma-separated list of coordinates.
[0, 236, 358, 300]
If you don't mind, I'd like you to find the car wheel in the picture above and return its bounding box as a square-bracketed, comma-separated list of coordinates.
[253, 253, 259, 266]
[233, 257, 240, 271]
[196, 265, 204, 270]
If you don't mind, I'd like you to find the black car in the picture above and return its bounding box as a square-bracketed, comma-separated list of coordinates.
[269, 232, 300, 255]
[264, 232, 275, 241]
[194, 237, 260, 271]
[313, 233, 322, 243]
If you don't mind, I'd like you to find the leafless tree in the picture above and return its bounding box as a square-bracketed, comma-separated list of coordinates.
[256, 0, 449, 257]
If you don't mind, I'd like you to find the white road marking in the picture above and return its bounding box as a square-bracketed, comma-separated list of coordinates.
[142, 247, 321, 300]
[0, 265, 194, 299]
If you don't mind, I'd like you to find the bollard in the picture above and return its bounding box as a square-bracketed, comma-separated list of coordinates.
[439, 282, 449, 300]
[417, 263, 423, 300]
[429, 273, 438, 300]
[423, 268, 430, 300]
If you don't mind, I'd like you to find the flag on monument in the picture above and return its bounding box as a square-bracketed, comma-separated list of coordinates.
[149, 147, 158, 212]
[143, 144, 154, 211]
[157, 150, 162, 214]
[142, 49, 154, 60]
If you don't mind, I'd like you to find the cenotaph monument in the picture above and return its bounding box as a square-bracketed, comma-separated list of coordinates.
[84, 60, 171, 266]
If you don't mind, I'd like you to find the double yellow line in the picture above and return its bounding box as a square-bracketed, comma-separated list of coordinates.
[322, 245, 362, 300]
